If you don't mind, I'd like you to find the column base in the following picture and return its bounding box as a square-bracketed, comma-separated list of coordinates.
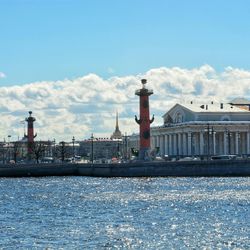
[138, 147, 152, 161]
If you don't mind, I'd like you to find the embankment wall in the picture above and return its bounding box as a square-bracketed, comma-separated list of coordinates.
[0, 160, 250, 177]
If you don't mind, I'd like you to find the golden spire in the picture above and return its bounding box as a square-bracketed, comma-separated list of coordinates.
[111, 110, 122, 139]
[115, 110, 119, 131]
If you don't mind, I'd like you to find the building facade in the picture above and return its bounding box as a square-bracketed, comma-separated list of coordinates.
[129, 100, 250, 158]
[79, 138, 122, 161]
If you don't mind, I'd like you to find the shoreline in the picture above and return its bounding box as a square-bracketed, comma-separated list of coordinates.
[0, 160, 250, 178]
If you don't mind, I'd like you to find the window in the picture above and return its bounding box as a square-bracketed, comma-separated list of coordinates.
[174, 112, 183, 123]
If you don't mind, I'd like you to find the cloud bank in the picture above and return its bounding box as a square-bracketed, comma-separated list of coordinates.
[1, 65, 250, 141]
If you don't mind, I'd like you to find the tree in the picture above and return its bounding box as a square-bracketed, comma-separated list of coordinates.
[12, 141, 22, 163]
[0, 143, 7, 164]
[57, 141, 70, 162]
[30, 141, 46, 163]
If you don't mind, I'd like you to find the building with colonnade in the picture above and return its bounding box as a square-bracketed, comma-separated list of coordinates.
[129, 98, 250, 159]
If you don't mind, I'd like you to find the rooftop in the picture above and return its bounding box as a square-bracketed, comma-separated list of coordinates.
[180, 102, 249, 113]
[229, 97, 250, 105]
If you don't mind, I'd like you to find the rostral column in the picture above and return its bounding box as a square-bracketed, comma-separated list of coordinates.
[25, 111, 37, 156]
[135, 79, 154, 160]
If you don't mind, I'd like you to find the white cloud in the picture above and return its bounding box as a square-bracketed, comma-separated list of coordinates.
[1, 65, 250, 142]
[0, 72, 6, 78]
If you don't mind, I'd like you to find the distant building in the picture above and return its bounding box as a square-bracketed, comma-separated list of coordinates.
[78, 112, 125, 160]
[79, 137, 122, 161]
[129, 99, 250, 158]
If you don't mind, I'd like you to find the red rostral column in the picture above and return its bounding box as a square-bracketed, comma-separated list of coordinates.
[25, 111, 37, 155]
[135, 79, 154, 160]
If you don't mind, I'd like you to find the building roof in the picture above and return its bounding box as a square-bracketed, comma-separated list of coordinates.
[229, 97, 250, 105]
[178, 102, 249, 113]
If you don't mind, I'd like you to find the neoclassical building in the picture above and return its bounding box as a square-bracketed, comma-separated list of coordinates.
[129, 99, 250, 158]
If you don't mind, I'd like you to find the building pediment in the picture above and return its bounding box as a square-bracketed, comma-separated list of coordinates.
[163, 103, 195, 125]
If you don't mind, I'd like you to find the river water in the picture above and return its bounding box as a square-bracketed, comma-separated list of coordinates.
[0, 177, 249, 249]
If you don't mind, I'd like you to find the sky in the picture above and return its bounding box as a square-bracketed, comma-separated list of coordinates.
[1, 0, 250, 141]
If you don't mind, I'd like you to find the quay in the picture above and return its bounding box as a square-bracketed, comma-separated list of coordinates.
[0, 160, 250, 178]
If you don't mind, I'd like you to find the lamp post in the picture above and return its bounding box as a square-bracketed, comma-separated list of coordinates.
[235, 132, 240, 156]
[53, 138, 56, 160]
[123, 132, 128, 161]
[187, 131, 192, 157]
[91, 133, 94, 163]
[191, 133, 194, 158]
[204, 124, 215, 160]
[226, 129, 232, 155]
[2, 138, 5, 164]
[60, 141, 65, 162]
[228, 132, 231, 155]
[117, 140, 121, 158]
[72, 136, 75, 160]
[8, 135, 11, 163]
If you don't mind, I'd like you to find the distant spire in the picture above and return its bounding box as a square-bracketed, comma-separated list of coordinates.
[115, 111, 119, 131]
[111, 111, 122, 139]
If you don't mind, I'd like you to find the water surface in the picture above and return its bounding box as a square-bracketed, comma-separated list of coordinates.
[0, 177, 249, 249]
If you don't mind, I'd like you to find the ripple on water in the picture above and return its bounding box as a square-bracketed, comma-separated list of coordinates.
[0, 177, 249, 249]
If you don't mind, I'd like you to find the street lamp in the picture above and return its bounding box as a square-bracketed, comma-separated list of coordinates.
[59, 141, 65, 162]
[2, 138, 5, 164]
[8, 135, 11, 163]
[72, 136, 75, 160]
[117, 140, 121, 158]
[225, 129, 232, 155]
[91, 133, 94, 163]
[53, 138, 56, 160]
[123, 132, 128, 161]
[238, 133, 241, 155]
[204, 124, 215, 160]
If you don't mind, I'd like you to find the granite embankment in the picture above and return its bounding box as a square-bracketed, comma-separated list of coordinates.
[0, 160, 250, 177]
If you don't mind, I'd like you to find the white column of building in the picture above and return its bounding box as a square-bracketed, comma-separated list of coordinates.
[169, 134, 172, 155]
[161, 135, 165, 156]
[151, 136, 154, 150]
[183, 133, 187, 156]
[178, 133, 182, 156]
[156, 135, 159, 148]
[247, 132, 250, 155]
[213, 132, 216, 155]
[195, 133, 200, 155]
[193, 133, 197, 155]
[199, 132, 204, 155]
[218, 133, 221, 155]
[164, 134, 168, 155]
[158, 135, 162, 155]
[187, 132, 192, 156]
[243, 132, 247, 154]
[235, 132, 239, 155]
[241, 132, 245, 154]
[223, 132, 227, 154]
[220, 133, 224, 155]
[173, 134, 177, 155]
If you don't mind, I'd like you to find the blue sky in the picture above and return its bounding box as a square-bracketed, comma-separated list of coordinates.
[1, 0, 250, 140]
[1, 0, 250, 86]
